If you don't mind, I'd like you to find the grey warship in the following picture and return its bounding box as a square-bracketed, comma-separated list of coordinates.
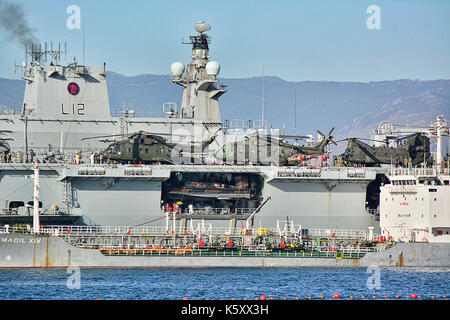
[0, 22, 383, 230]
[0, 21, 449, 268]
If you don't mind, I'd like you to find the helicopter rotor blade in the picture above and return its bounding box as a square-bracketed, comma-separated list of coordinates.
[328, 127, 335, 135]
[279, 134, 309, 140]
[356, 137, 389, 144]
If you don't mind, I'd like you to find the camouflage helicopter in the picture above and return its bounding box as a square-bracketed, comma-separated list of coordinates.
[214, 127, 337, 166]
[83, 130, 218, 164]
[336, 133, 431, 167]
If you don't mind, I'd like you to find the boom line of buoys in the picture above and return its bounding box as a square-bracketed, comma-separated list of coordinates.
[179, 292, 448, 300]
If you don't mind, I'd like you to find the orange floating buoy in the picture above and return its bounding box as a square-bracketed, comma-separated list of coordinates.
[332, 292, 341, 299]
[411, 293, 417, 299]
[260, 295, 266, 300]
[431, 296, 435, 299]
[182, 297, 189, 300]
[395, 295, 400, 299]
[372, 295, 376, 299]
[319, 296, 324, 299]
[283, 297, 287, 300]
[443, 295, 447, 299]
[349, 296, 354, 299]
[295, 297, 300, 300]
[383, 295, 388, 299]
[361, 296, 365, 299]
[307, 296, 312, 300]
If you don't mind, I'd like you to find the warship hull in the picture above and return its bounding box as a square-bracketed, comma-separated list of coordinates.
[0, 163, 382, 230]
[0, 232, 449, 268]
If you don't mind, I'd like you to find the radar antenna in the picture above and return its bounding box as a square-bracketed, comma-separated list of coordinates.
[182, 21, 211, 50]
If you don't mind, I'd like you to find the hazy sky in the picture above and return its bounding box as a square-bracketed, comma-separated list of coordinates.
[0, 0, 449, 81]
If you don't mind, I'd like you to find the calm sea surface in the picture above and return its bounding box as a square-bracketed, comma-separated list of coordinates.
[0, 267, 448, 300]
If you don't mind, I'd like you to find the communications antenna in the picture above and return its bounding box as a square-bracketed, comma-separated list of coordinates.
[23, 41, 67, 65]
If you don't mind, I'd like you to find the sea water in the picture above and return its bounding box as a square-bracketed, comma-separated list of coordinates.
[0, 267, 448, 300]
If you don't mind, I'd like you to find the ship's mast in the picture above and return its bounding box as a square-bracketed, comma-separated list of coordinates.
[262, 64, 265, 126]
[169, 22, 226, 123]
[431, 115, 449, 172]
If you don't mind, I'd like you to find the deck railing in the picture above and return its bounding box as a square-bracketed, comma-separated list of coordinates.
[0, 224, 380, 242]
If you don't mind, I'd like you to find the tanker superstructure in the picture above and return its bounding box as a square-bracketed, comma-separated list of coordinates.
[0, 22, 384, 230]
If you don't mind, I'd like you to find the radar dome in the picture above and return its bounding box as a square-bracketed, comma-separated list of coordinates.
[206, 61, 220, 78]
[170, 62, 185, 79]
[194, 21, 211, 33]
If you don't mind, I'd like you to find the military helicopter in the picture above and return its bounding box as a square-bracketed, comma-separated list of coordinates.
[83, 130, 219, 164]
[214, 127, 337, 166]
[98, 132, 175, 164]
[336, 133, 431, 167]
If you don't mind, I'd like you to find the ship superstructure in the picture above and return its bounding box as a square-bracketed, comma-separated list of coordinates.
[1, 24, 225, 162]
[380, 167, 450, 243]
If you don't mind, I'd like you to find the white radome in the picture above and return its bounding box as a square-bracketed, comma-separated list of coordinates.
[194, 21, 211, 33]
[170, 62, 185, 78]
[206, 61, 220, 77]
